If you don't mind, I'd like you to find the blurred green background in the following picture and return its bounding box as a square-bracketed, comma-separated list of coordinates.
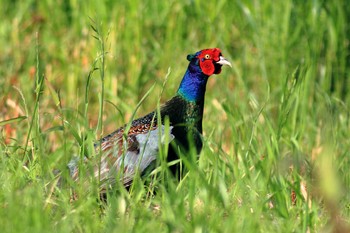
[0, 0, 349, 232]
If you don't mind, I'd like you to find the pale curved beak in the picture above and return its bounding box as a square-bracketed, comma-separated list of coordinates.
[216, 56, 232, 67]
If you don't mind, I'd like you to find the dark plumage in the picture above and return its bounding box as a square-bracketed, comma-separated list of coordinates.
[69, 48, 231, 193]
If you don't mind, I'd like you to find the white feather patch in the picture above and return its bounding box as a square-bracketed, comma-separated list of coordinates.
[114, 125, 174, 178]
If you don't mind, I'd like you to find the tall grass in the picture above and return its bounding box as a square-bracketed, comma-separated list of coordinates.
[0, 0, 349, 232]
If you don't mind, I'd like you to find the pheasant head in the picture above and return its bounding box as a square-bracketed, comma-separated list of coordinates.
[178, 48, 231, 102]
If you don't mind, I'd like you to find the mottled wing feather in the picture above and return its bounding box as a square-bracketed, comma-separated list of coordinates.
[70, 122, 174, 192]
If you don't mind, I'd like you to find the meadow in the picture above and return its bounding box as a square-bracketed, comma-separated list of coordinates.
[0, 0, 349, 232]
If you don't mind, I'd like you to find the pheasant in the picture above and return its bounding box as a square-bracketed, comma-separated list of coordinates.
[69, 48, 231, 193]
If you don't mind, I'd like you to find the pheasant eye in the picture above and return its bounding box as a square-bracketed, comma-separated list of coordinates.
[204, 54, 210, 59]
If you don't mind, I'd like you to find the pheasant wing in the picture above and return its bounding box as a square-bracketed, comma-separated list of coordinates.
[70, 124, 174, 192]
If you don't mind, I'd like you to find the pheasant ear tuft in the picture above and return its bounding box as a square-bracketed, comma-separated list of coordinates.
[187, 54, 196, 61]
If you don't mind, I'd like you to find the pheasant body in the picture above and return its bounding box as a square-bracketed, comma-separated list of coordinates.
[70, 48, 231, 191]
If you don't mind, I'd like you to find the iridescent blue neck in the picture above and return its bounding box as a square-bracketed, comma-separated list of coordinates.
[177, 63, 209, 102]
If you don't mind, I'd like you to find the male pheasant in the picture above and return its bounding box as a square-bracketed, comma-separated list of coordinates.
[69, 48, 231, 193]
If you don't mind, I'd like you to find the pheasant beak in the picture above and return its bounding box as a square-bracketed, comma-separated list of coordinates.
[216, 56, 232, 67]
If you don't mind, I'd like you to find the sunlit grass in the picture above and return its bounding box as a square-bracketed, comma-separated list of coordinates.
[1, 0, 349, 232]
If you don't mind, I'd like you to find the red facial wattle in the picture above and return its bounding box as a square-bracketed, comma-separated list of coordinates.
[200, 59, 216, 76]
[198, 48, 228, 76]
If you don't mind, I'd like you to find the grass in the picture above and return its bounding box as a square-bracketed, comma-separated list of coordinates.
[1, 0, 350, 232]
